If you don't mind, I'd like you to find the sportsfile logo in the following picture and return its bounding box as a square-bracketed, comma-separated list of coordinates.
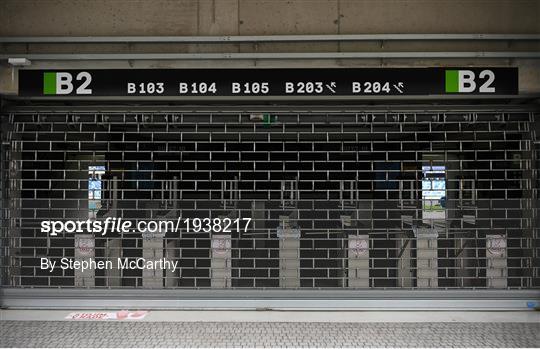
[43, 71, 93, 95]
[445, 69, 495, 93]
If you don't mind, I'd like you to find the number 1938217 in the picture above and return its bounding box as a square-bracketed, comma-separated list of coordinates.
[184, 217, 252, 233]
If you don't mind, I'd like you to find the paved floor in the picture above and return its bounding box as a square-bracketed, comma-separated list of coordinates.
[1, 321, 539, 348]
[2, 310, 539, 323]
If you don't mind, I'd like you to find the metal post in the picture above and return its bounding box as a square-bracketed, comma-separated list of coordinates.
[251, 201, 266, 232]
[164, 177, 179, 287]
[106, 176, 122, 287]
[397, 238, 413, 287]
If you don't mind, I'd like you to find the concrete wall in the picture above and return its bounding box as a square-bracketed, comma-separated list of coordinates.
[1, 0, 539, 36]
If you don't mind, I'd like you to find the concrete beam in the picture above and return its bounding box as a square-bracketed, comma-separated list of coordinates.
[1, 1, 538, 37]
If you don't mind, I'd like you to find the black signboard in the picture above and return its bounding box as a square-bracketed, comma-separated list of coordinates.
[19, 68, 518, 97]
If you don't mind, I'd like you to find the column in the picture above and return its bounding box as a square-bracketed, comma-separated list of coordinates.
[142, 237, 163, 288]
[486, 234, 507, 288]
[278, 216, 300, 288]
[74, 234, 95, 287]
[348, 235, 369, 288]
[416, 229, 438, 288]
[211, 234, 231, 288]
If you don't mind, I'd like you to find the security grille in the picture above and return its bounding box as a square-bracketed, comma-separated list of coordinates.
[0, 108, 538, 289]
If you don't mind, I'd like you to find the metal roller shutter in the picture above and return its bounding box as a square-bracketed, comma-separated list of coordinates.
[0, 106, 538, 297]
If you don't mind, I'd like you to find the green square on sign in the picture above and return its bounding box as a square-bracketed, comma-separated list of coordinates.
[445, 70, 459, 93]
[43, 72, 56, 95]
